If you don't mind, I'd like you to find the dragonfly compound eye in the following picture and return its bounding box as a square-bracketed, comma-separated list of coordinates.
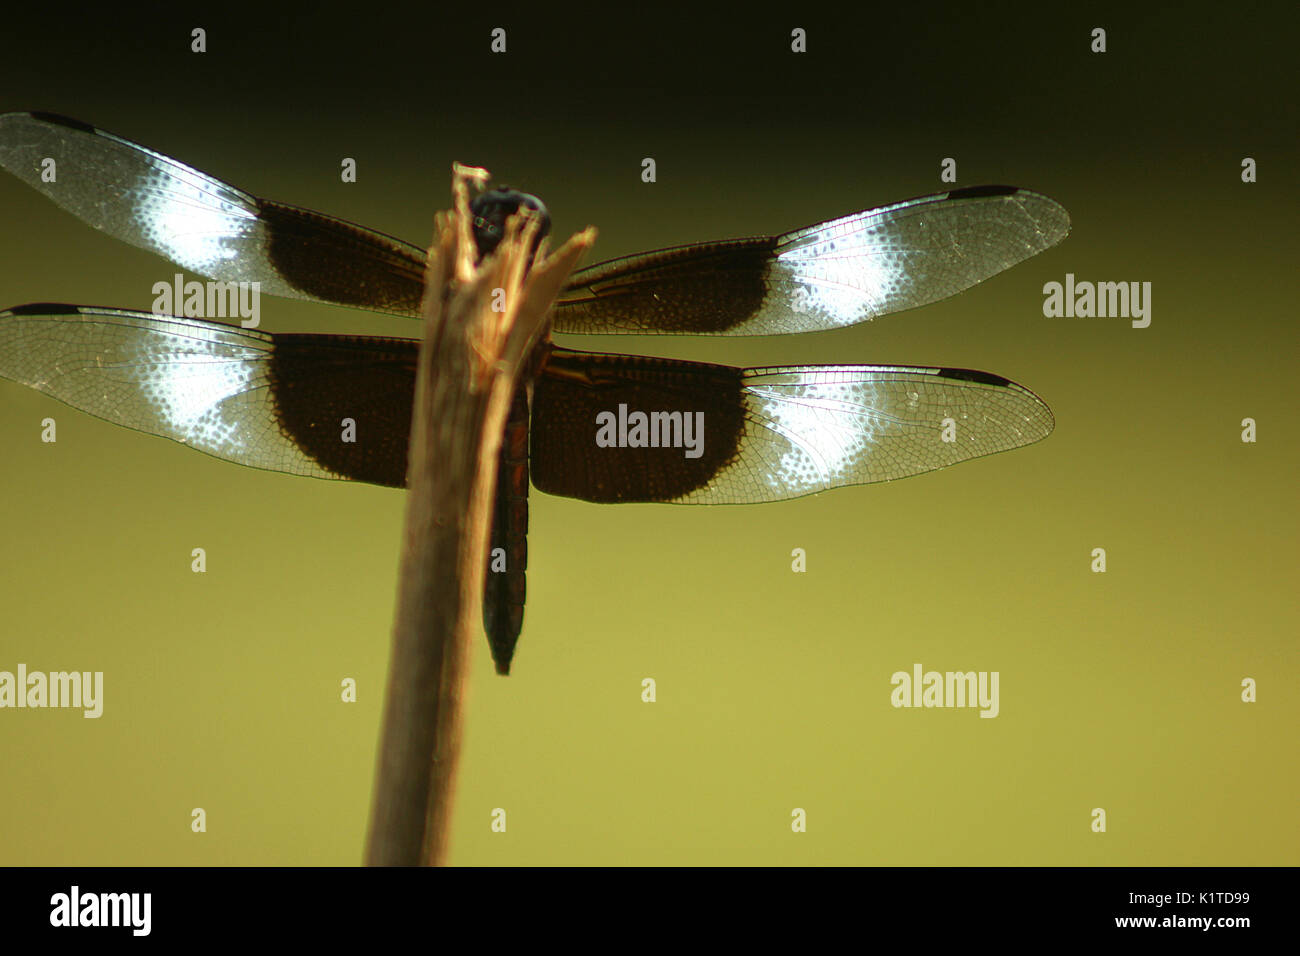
[468, 187, 552, 261]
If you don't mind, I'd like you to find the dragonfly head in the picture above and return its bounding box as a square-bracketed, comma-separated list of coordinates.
[469, 187, 551, 264]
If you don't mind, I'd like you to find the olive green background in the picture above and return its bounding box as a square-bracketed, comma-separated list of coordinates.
[0, 4, 1294, 865]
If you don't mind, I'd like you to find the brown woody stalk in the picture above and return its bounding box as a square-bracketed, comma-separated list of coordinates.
[365, 165, 593, 866]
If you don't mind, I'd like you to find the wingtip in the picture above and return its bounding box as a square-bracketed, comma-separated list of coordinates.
[1024, 385, 1056, 443]
[1018, 188, 1072, 244]
[944, 184, 1071, 246]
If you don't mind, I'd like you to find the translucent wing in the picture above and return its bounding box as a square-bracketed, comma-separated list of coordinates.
[0, 112, 427, 315]
[0, 114, 1069, 336]
[0, 304, 417, 485]
[532, 346, 1054, 503]
[554, 185, 1070, 335]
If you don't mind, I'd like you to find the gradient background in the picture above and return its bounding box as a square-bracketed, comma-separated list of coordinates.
[0, 3, 1294, 865]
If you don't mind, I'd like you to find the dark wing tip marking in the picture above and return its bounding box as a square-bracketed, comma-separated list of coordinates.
[25, 111, 94, 133]
[4, 302, 84, 316]
[946, 184, 1020, 200]
[936, 366, 1012, 387]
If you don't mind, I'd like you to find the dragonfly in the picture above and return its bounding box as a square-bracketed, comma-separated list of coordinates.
[0, 112, 1069, 673]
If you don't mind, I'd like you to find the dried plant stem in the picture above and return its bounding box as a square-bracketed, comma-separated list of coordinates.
[365, 168, 593, 866]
